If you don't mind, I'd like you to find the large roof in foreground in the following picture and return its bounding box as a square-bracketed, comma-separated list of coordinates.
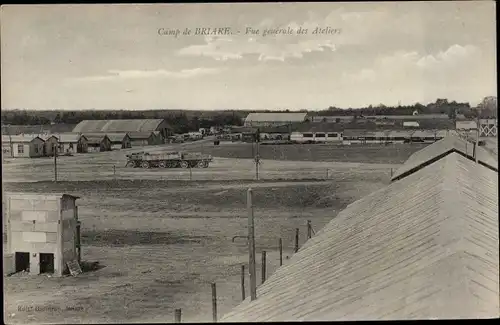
[245, 113, 308, 123]
[72, 119, 167, 133]
[392, 136, 498, 181]
[222, 152, 499, 321]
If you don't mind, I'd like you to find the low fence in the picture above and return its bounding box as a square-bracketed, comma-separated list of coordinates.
[171, 189, 319, 322]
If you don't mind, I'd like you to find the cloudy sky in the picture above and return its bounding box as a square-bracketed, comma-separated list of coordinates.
[1, 2, 496, 111]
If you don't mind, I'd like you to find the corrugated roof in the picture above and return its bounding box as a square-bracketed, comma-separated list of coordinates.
[1, 135, 44, 143]
[72, 119, 166, 133]
[222, 153, 499, 321]
[392, 136, 498, 180]
[245, 113, 307, 123]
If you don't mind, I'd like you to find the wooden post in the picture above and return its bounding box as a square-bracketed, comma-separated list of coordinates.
[294, 228, 299, 253]
[76, 221, 81, 263]
[279, 238, 283, 266]
[475, 116, 480, 163]
[307, 220, 312, 239]
[189, 165, 192, 181]
[390, 168, 393, 177]
[54, 145, 58, 182]
[174, 309, 182, 323]
[247, 188, 257, 301]
[113, 165, 116, 179]
[261, 251, 266, 284]
[241, 265, 246, 301]
[326, 169, 328, 179]
[211, 283, 217, 323]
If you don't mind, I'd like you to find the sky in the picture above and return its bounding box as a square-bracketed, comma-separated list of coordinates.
[0, 2, 497, 111]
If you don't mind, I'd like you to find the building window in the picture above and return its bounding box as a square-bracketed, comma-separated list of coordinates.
[17, 144, 24, 154]
[303, 133, 313, 138]
[328, 133, 338, 137]
[34, 146, 38, 153]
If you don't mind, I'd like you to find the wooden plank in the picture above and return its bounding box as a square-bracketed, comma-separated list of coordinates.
[66, 260, 82, 276]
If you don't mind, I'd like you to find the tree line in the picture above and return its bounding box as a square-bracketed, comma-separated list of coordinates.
[1, 97, 496, 133]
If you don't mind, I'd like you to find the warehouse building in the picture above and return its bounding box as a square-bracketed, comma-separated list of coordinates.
[222, 136, 498, 322]
[72, 119, 171, 143]
[244, 113, 308, 127]
[4, 193, 80, 277]
[39, 134, 59, 156]
[1, 135, 45, 158]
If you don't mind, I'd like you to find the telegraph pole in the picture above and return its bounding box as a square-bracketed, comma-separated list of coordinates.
[54, 144, 58, 182]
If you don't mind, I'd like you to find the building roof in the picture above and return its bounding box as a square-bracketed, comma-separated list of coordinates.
[295, 123, 344, 133]
[4, 192, 80, 200]
[392, 136, 498, 181]
[128, 132, 154, 140]
[52, 133, 86, 143]
[245, 113, 307, 123]
[72, 119, 167, 133]
[1, 134, 44, 143]
[82, 132, 128, 142]
[85, 134, 109, 144]
[222, 152, 499, 321]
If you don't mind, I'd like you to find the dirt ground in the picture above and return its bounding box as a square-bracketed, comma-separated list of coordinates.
[2, 141, 426, 323]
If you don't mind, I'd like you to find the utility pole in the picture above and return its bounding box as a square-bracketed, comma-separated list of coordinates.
[54, 144, 58, 182]
[247, 188, 257, 301]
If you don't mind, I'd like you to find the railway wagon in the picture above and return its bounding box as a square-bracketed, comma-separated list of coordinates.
[125, 151, 212, 168]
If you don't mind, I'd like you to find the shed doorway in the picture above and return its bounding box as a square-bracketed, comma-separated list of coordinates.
[15, 252, 29, 272]
[40, 253, 55, 274]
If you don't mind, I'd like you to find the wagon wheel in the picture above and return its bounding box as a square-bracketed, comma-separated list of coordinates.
[202, 161, 209, 168]
[158, 161, 167, 168]
[125, 161, 134, 168]
[141, 161, 150, 169]
[196, 160, 205, 168]
[180, 160, 189, 169]
[166, 161, 176, 168]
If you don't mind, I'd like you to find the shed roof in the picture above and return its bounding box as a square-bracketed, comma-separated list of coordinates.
[392, 136, 498, 181]
[222, 152, 499, 321]
[53, 133, 86, 143]
[128, 132, 154, 140]
[83, 132, 128, 142]
[245, 113, 307, 123]
[72, 119, 167, 133]
[1, 135, 44, 143]
[4, 192, 80, 200]
[85, 134, 109, 144]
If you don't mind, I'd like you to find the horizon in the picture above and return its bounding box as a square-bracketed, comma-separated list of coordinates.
[1, 2, 496, 111]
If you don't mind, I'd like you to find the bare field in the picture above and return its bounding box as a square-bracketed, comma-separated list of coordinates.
[3, 176, 389, 324]
[1, 141, 422, 183]
[2, 141, 426, 323]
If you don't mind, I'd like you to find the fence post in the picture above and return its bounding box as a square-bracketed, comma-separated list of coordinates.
[247, 188, 257, 301]
[113, 164, 116, 179]
[174, 309, 182, 323]
[241, 265, 246, 301]
[326, 169, 328, 179]
[307, 220, 312, 239]
[261, 251, 266, 284]
[189, 165, 192, 181]
[294, 228, 299, 253]
[390, 168, 393, 177]
[279, 238, 283, 266]
[211, 283, 217, 323]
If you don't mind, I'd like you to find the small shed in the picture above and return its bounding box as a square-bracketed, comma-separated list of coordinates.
[84, 133, 131, 150]
[38, 135, 59, 156]
[128, 132, 157, 147]
[86, 134, 111, 152]
[4, 192, 81, 277]
[54, 133, 89, 154]
[1, 135, 45, 158]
